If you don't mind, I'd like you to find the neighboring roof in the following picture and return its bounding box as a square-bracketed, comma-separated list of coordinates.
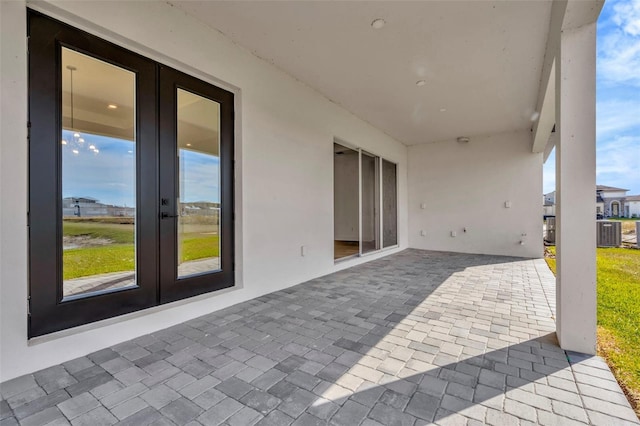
[63, 196, 99, 201]
[626, 195, 640, 202]
[596, 185, 629, 192]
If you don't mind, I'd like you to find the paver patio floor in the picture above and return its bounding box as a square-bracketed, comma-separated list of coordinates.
[1, 249, 638, 425]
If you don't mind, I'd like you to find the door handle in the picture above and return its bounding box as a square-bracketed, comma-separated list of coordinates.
[160, 212, 179, 219]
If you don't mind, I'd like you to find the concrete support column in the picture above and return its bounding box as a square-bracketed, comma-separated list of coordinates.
[555, 22, 597, 354]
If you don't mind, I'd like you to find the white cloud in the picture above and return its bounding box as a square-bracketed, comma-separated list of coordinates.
[596, 99, 640, 139]
[596, 136, 640, 193]
[612, 0, 640, 36]
[598, 0, 640, 86]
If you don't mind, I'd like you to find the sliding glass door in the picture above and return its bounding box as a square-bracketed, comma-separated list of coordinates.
[333, 143, 360, 260]
[333, 142, 397, 261]
[361, 152, 380, 254]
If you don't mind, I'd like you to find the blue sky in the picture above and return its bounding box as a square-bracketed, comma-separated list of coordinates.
[62, 130, 219, 206]
[543, 0, 640, 195]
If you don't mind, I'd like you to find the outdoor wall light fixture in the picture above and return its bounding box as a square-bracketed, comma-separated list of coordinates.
[457, 137, 470, 143]
[371, 18, 386, 29]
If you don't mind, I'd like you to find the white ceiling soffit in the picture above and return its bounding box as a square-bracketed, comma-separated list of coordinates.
[173, 1, 552, 146]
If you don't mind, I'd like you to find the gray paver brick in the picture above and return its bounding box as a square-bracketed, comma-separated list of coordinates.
[19, 406, 64, 426]
[504, 398, 537, 423]
[197, 397, 243, 426]
[1, 376, 39, 400]
[140, 385, 181, 409]
[329, 400, 369, 426]
[110, 397, 148, 420]
[70, 406, 117, 426]
[159, 397, 203, 424]
[180, 376, 221, 400]
[227, 406, 263, 426]
[192, 388, 227, 410]
[116, 406, 164, 426]
[256, 410, 294, 426]
[6, 387, 46, 409]
[12, 389, 70, 420]
[57, 392, 100, 419]
[279, 388, 317, 419]
[240, 390, 281, 415]
[215, 377, 254, 400]
[405, 391, 439, 421]
[1, 250, 638, 426]
[101, 383, 147, 409]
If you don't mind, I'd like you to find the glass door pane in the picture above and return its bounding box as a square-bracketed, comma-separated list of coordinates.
[334, 143, 360, 260]
[361, 152, 380, 254]
[382, 159, 398, 247]
[61, 48, 137, 299]
[176, 89, 221, 278]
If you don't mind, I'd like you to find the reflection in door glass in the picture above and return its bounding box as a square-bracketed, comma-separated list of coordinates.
[361, 152, 380, 254]
[333, 143, 360, 260]
[382, 160, 398, 247]
[176, 89, 221, 278]
[61, 48, 137, 299]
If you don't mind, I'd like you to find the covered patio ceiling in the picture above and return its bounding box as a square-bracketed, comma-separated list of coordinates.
[172, 1, 553, 146]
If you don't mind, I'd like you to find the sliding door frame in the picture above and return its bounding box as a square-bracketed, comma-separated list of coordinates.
[333, 138, 399, 262]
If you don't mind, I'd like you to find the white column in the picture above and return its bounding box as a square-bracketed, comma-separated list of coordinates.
[555, 22, 597, 354]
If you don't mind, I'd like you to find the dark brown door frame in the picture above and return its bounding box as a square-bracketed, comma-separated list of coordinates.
[158, 67, 235, 304]
[28, 10, 235, 337]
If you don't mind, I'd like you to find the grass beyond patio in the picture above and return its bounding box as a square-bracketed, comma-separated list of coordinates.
[545, 246, 640, 416]
[63, 221, 219, 280]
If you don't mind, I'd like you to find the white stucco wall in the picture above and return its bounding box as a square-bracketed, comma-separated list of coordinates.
[0, 1, 409, 381]
[601, 191, 627, 198]
[408, 131, 543, 258]
[628, 201, 640, 217]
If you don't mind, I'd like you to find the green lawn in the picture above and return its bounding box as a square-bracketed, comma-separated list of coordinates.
[63, 221, 219, 280]
[64, 245, 135, 280]
[545, 246, 640, 414]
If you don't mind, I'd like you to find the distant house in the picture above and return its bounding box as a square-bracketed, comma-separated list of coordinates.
[626, 195, 640, 218]
[62, 197, 134, 218]
[596, 185, 628, 218]
[544, 185, 635, 218]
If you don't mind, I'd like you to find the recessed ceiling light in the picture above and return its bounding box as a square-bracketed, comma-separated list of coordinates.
[440, 108, 447, 112]
[107, 104, 118, 109]
[186, 143, 192, 147]
[416, 80, 426, 87]
[371, 18, 386, 29]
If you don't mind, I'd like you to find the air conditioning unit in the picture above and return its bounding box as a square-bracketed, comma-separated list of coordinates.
[597, 221, 621, 247]
[545, 217, 556, 243]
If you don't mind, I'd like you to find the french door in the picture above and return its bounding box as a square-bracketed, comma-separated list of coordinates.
[28, 11, 234, 337]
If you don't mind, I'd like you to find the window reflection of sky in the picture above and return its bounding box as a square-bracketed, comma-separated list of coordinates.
[62, 129, 220, 206]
